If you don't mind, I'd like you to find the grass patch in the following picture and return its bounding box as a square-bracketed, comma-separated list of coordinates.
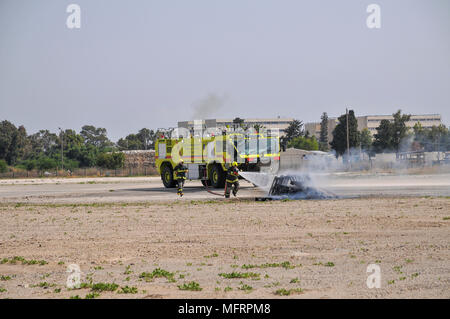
[238, 284, 253, 292]
[31, 282, 56, 288]
[393, 266, 403, 274]
[0, 256, 47, 266]
[219, 272, 260, 279]
[139, 268, 175, 282]
[241, 261, 294, 270]
[178, 281, 202, 291]
[79, 282, 93, 289]
[313, 261, 335, 267]
[91, 282, 119, 292]
[274, 288, 304, 296]
[85, 292, 100, 299]
[123, 265, 133, 275]
[0, 275, 12, 281]
[118, 286, 138, 294]
[0, 287, 7, 293]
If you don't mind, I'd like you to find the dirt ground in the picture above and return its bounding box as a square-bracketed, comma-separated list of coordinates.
[0, 196, 449, 299]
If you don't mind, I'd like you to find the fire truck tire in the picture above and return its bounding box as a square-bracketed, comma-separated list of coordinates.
[210, 164, 225, 188]
[161, 164, 176, 188]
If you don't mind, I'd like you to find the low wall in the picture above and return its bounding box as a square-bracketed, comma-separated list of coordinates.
[122, 150, 156, 169]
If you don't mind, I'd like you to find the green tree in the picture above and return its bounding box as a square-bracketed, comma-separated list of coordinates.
[18, 159, 37, 171]
[0, 122, 31, 165]
[0, 159, 7, 173]
[319, 112, 329, 151]
[373, 119, 393, 153]
[37, 157, 58, 171]
[413, 123, 449, 152]
[288, 136, 319, 151]
[96, 152, 125, 169]
[28, 130, 59, 158]
[58, 129, 84, 168]
[0, 120, 17, 164]
[330, 110, 359, 157]
[284, 119, 303, 142]
[372, 110, 411, 153]
[391, 110, 411, 152]
[252, 124, 265, 133]
[117, 134, 143, 150]
[359, 128, 373, 152]
[137, 128, 156, 150]
[427, 124, 449, 152]
[80, 125, 112, 150]
[11, 126, 31, 164]
[232, 117, 249, 130]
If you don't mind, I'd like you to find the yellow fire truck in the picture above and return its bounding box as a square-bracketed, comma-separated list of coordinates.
[155, 131, 280, 188]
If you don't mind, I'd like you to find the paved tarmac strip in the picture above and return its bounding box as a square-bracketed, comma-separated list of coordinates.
[0, 173, 449, 203]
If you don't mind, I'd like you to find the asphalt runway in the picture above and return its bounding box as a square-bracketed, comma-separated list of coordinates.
[0, 173, 449, 204]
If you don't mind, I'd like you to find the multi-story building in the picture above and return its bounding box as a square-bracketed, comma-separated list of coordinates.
[304, 119, 337, 146]
[357, 114, 442, 136]
[305, 114, 442, 145]
[178, 118, 294, 135]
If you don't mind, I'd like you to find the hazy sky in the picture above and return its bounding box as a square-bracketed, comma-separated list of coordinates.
[1, 0, 449, 141]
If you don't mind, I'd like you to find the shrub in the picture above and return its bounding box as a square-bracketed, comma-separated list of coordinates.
[37, 157, 58, 170]
[96, 152, 125, 169]
[0, 159, 7, 173]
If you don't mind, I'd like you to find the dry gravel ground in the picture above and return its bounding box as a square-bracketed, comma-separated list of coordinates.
[0, 196, 449, 299]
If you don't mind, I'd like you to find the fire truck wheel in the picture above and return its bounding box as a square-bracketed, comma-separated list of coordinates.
[161, 164, 176, 188]
[210, 164, 225, 188]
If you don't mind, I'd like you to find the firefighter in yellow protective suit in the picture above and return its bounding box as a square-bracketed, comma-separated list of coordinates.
[225, 161, 239, 198]
[174, 159, 188, 196]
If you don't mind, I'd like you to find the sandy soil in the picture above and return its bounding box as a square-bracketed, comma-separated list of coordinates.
[0, 196, 448, 299]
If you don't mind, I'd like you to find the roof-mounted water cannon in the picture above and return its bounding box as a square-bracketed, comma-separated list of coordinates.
[156, 128, 174, 139]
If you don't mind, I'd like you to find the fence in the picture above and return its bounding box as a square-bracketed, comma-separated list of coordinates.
[0, 166, 158, 179]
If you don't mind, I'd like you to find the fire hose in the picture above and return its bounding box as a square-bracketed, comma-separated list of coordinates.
[201, 170, 225, 197]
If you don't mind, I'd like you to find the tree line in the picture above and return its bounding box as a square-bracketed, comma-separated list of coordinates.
[283, 110, 449, 157]
[0, 121, 160, 173]
[2, 113, 448, 173]
[318, 110, 448, 157]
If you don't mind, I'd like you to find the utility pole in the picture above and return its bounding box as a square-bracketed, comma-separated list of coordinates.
[59, 127, 64, 170]
[437, 131, 441, 161]
[346, 108, 350, 165]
